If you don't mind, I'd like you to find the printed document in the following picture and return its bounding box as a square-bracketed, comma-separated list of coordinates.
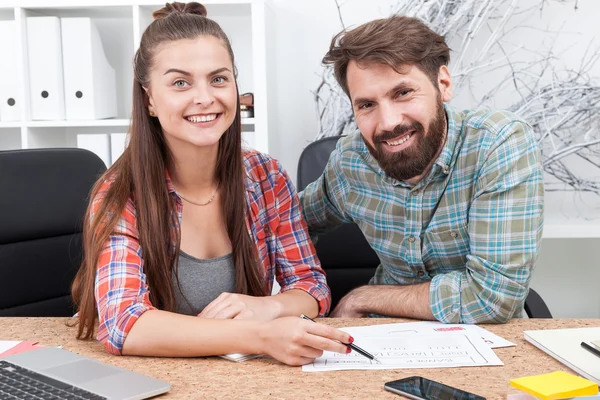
[303, 322, 505, 372]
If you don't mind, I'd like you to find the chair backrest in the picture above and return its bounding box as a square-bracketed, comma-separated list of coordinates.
[297, 136, 553, 318]
[298, 137, 380, 309]
[524, 288, 552, 318]
[0, 148, 106, 316]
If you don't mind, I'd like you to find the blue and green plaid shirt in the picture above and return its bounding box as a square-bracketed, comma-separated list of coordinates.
[300, 104, 544, 324]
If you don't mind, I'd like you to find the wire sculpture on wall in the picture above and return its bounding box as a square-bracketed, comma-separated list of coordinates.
[314, 0, 600, 196]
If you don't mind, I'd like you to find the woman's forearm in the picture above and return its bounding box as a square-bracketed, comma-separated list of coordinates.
[271, 289, 320, 319]
[121, 309, 265, 357]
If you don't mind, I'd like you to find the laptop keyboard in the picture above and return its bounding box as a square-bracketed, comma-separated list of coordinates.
[0, 360, 107, 400]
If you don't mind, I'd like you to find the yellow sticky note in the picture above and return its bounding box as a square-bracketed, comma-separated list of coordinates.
[510, 371, 598, 400]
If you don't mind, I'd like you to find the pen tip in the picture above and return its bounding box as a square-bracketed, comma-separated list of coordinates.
[373, 357, 382, 364]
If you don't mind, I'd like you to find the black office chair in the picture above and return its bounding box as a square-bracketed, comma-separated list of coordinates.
[297, 137, 380, 310]
[0, 148, 106, 316]
[297, 136, 552, 318]
[524, 288, 552, 318]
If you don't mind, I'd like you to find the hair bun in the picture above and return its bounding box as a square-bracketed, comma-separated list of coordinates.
[152, 2, 208, 20]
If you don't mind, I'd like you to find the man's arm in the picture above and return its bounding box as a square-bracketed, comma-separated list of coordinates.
[331, 283, 435, 319]
[299, 147, 351, 236]
[430, 120, 544, 323]
[333, 121, 544, 323]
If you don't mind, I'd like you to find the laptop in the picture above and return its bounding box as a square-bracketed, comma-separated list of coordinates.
[0, 346, 171, 399]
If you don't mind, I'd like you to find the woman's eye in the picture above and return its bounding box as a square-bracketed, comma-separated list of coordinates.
[173, 80, 189, 88]
[213, 76, 228, 84]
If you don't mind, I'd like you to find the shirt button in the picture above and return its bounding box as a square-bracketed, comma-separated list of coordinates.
[443, 164, 450, 174]
[408, 236, 416, 243]
[450, 231, 458, 238]
[417, 270, 425, 278]
[412, 189, 419, 195]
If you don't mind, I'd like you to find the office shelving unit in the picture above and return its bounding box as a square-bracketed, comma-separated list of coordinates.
[0, 0, 276, 155]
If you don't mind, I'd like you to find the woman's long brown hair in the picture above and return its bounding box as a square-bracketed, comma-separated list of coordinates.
[72, 1, 267, 340]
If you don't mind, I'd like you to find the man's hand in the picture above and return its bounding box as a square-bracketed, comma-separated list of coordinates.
[330, 290, 367, 317]
[330, 283, 435, 320]
[198, 293, 281, 321]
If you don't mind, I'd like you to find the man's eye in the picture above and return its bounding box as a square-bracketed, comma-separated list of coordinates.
[359, 103, 373, 110]
[397, 89, 412, 97]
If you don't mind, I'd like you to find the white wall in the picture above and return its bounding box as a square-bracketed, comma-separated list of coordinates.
[268, 0, 600, 317]
[269, 0, 403, 181]
[532, 239, 600, 318]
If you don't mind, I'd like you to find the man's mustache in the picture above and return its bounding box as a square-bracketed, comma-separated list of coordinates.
[374, 122, 424, 143]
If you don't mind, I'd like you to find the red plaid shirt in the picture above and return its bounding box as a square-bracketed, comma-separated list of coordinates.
[93, 151, 330, 354]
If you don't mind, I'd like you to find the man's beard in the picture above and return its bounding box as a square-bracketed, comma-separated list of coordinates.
[363, 99, 446, 182]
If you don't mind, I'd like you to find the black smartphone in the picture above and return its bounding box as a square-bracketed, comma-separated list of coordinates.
[384, 376, 486, 400]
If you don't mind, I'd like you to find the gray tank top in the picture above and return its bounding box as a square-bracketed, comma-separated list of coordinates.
[174, 250, 236, 315]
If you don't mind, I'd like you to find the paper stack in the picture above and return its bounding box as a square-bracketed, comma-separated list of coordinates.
[0, 341, 41, 358]
[220, 353, 263, 362]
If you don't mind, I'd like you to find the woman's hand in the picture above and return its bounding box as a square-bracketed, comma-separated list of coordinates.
[198, 293, 281, 321]
[258, 317, 352, 366]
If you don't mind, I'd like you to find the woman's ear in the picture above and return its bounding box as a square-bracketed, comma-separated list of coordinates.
[143, 86, 155, 115]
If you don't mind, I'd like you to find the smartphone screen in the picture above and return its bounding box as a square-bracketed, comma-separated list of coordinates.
[384, 376, 486, 400]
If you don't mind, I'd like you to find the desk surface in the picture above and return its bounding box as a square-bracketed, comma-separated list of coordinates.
[1, 318, 599, 399]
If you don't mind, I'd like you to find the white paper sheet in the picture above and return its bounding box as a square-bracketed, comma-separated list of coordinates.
[368, 321, 516, 349]
[0, 341, 21, 355]
[302, 323, 505, 372]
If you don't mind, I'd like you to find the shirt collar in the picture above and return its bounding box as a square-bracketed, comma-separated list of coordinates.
[243, 171, 256, 193]
[433, 103, 463, 177]
[165, 169, 177, 195]
[242, 155, 257, 193]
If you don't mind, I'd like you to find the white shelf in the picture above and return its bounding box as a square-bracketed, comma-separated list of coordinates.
[16, 5, 132, 18]
[0, 122, 21, 128]
[26, 119, 131, 127]
[0, 0, 273, 155]
[20, 117, 256, 128]
[543, 219, 600, 239]
[4, 0, 255, 7]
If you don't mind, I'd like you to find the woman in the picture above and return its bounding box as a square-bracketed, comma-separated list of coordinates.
[72, 1, 351, 366]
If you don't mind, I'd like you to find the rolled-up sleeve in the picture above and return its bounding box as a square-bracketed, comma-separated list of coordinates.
[93, 193, 156, 354]
[273, 163, 332, 316]
[430, 121, 544, 323]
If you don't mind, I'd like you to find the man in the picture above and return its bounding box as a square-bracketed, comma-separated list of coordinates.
[300, 15, 544, 323]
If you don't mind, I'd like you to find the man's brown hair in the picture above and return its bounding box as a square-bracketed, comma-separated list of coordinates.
[323, 15, 450, 96]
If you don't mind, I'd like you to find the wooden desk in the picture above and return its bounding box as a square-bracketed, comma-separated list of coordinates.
[1, 318, 599, 399]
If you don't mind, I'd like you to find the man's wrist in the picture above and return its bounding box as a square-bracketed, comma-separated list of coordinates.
[347, 286, 370, 314]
